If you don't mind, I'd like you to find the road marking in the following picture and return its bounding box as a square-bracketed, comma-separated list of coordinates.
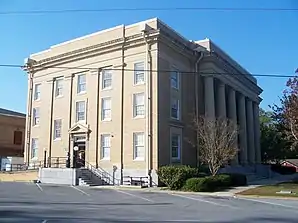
[236, 197, 298, 210]
[171, 193, 239, 209]
[35, 183, 43, 192]
[71, 186, 90, 196]
[41, 220, 47, 223]
[114, 189, 154, 203]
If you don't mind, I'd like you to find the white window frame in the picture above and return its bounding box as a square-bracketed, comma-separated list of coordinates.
[171, 133, 181, 161]
[171, 98, 180, 120]
[55, 78, 63, 97]
[134, 62, 145, 85]
[170, 68, 180, 90]
[53, 119, 62, 140]
[76, 101, 86, 122]
[133, 132, 145, 161]
[101, 134, 111, 160]
[31, 138, 38, 159]
[32, 107, 40, 126]
[77, 73, 86, 94]
[101, 97, 112, 121]
[101, 69, 112, 90]
[34, 84, 41, 101]
[133, 92, 145, 118]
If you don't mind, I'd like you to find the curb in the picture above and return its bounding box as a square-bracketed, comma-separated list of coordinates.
[92, 186, 235, 197]
[235, 194, 298, 200]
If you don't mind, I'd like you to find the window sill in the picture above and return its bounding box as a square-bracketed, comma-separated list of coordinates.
[53, 138, 61, 142]
[32, 125, 40, 127]
[101, 87, 112, 91]
[133, 158, 145, 162]
[133, 82, 145, 86]
[55, 95, 64, 99]
[101, 119, 112, 122]
[100, 158, 110, 161]
[77, 91, 87, 95]
[171, 158, 181, 164]
[133, 116, 145, 120]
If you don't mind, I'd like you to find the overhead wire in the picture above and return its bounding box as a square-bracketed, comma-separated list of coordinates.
[0, 7, 297, 15]
[0, 64, 296, 78]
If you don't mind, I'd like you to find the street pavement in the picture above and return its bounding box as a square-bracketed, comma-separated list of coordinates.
[0, 182, 298, 222]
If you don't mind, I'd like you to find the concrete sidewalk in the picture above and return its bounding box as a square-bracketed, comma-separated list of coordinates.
[0, 170, 38, 182]
[93, 173, 298, 198]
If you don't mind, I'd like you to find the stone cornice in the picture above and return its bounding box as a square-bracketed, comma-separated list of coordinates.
[30, 30, 160, 72]
[206, 53, 263, 95]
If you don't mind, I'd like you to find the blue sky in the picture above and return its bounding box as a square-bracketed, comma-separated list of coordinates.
[0, 0, 297, 113]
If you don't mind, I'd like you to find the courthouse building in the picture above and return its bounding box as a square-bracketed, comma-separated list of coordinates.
[23, 18, 262, 183]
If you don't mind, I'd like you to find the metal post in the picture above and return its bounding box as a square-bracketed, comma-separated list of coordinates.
[43, 150, 47, 167]
[66, 152, 70, 168]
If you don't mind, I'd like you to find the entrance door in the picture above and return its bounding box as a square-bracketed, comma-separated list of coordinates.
[73, 136, 86, 168]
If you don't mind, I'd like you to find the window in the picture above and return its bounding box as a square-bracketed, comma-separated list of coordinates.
[171, 69, 179, 89]
[102, 69, 112, 89]
[53, 119, 62, 140]
[34, 84, 41, 100]
[101, 97, 111, 121]
[31, 138, 38, 159]
[33, 107, 40, 126]
[133, 93, 145, 118]
[134, 62, 145, 85]
[171, 134, 181, 161]
[14, 131, 22, 145]
[133, 132, 145, 160]
[55, 79, 63, 97]
[77, 74, 86, 93]
[101, 134, 111, 160]
[171, 98, 180, 120]
[76, 101, 86, 122]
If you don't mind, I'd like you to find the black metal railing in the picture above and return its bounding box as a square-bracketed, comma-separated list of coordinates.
[46, 157, 67, 168]
[80, 160, 120, 186]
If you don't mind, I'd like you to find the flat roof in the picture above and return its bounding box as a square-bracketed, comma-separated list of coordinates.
[0, 108, 26, 118]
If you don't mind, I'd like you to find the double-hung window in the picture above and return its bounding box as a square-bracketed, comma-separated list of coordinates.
[76, 101, 86, 122]
[101, 97, 111, 121]
[134, 62, 145, 85]
[133, 93, 145, 118]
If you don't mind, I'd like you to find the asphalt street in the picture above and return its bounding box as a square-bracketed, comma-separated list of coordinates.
[0, 182, 298, 222]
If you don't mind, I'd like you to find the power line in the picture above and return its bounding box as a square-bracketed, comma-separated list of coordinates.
[0, 64, 296, 78]
[0, 7, 297, 15]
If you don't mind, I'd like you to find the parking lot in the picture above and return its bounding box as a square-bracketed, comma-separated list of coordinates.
[0, 182, 298, 222]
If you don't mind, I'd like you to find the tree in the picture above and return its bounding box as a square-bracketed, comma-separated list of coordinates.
[274, 72, 298, 148]
[260, 108, 293, 163]
[190, 116, 238, 176]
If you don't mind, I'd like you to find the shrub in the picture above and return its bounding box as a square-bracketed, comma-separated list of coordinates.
[183, 173, 247, 192]
[184, 174, 232, 192]
[156, 165, 199, 190]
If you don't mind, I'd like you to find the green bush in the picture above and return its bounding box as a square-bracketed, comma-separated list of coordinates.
[183, 173, 246, 192]
[156, 165, 199, 190]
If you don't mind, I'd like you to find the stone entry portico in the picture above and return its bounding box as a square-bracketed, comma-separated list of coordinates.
[203, 75, 261, 166]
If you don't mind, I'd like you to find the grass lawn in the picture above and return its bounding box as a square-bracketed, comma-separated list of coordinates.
[238, 182, 298, 198]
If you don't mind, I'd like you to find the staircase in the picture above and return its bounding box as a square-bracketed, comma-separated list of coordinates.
[78, 162, 120, 187]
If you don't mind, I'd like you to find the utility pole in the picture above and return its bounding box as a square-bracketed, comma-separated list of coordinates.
[23, 58, 37, 166]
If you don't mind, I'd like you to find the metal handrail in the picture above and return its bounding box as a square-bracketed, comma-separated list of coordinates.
[79, 159, 120, 186]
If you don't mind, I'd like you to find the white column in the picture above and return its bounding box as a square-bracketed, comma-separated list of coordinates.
[217, 82, 226, 117]
[238, 94, 248, 165]
[204, 76, 215, 118]
[253, 102, 261, 164]
[246, 99, 255, 164]
[228, 88, 238, 165]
